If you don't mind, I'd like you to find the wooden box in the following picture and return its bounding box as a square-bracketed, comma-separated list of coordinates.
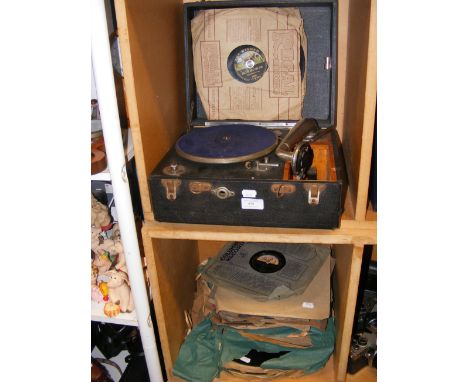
[141, 237, 370, 381]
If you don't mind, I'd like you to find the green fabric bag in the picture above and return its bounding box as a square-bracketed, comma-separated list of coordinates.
[173, 317, 335, 382]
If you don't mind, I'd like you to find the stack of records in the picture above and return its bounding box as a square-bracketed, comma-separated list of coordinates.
[173, 242, 335, 382]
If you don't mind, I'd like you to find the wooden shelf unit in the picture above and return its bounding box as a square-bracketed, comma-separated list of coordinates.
[114, 0, 376, 381]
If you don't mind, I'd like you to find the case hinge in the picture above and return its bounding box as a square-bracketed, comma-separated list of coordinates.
[271, 184, 296, 198]
[189, 181, 212, 194]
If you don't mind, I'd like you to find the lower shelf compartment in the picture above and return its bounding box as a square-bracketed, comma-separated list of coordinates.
[143, 237, 367, 382]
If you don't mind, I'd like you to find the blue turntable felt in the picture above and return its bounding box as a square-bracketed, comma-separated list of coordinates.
[175, 124, 277, 163]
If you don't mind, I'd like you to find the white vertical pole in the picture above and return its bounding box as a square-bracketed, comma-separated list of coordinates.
[91, 1, 164, 381]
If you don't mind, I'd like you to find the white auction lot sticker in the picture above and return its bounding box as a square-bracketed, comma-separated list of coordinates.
[242, 189, 257, 198]
[241, 198, 264, 210]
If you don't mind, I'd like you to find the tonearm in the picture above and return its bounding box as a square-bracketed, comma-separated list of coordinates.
[275, 118, 334, 179]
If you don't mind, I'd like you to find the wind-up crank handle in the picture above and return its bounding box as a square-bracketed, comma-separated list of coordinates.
[275, 118, 334, 178]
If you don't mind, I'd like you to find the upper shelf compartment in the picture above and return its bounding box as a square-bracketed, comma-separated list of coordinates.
[115, 0, 376, 232]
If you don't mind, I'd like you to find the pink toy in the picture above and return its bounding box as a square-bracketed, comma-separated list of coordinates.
[91, 284, 104, 302]
[104, 270, 134, 313]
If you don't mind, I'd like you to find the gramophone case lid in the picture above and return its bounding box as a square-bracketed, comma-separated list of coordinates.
[184, 0, 337, 127]
[190, 7, 306, 121]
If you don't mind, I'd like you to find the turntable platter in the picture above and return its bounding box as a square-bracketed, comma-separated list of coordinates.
[175, 124, 277, 164]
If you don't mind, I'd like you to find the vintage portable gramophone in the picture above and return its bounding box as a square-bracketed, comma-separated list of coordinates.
[149, 0, 346, 229]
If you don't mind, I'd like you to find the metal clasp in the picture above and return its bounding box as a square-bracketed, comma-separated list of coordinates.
[304, 184, 325, 205]
[161, 179, 181, 200]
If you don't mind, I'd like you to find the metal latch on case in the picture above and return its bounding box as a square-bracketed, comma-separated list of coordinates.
[271, 184, 296, 198]
[189, 182, 235, 200]
[304, 184, 325, 205]
[162, 179, 181, 200]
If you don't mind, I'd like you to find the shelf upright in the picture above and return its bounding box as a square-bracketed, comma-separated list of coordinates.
[91, 1, 164, 381]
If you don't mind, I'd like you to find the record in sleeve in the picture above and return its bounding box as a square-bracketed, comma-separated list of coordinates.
[202, 242, 330, 300]
[249, 250, 286, 273]
[227, 45, 268, 83]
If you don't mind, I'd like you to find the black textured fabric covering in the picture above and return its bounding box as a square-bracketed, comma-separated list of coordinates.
[149, 129, 345, 229]
[186, 1, 336, 126]
[301, 6, 333, 121]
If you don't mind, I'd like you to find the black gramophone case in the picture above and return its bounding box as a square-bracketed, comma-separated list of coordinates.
[148, 0, 347, 229]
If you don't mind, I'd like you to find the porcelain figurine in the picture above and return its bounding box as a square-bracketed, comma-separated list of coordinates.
[91, 194, 111, 229]
[104, 270, 134, 313]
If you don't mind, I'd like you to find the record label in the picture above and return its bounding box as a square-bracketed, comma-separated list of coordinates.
[249, 250, 286, 273]
[227, 45, 268, 83]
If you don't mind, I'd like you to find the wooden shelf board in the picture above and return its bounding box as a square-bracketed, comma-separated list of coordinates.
[142, 219, 376, 246]
[172, 356, 335, 382]
[91, 166, 112, 181]
[172, 355, 375, 382]
[347, 366, 377, 382]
